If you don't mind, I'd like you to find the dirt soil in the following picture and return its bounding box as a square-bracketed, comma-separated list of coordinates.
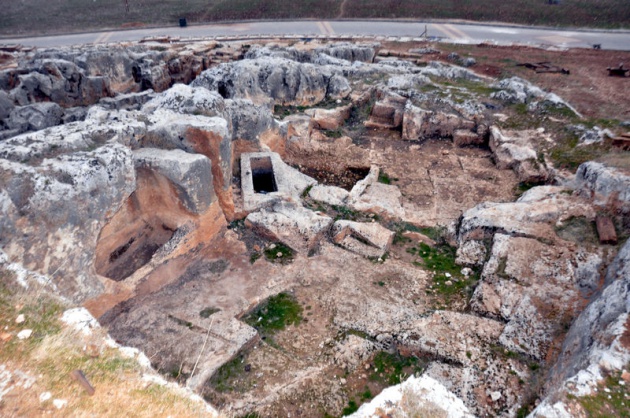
[383, 41, 630, 121]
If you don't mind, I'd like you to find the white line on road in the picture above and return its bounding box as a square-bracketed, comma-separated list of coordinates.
[323, 21, 335, 35]
[444, 24, 472, 40]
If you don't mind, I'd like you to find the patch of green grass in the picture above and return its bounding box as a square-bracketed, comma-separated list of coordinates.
[571, 367, 630, 417]
[410, 242, 479, 304]
[0, 274, 65, 362]
[342, 329, 370, 341]
[274, 104, 308, 119]
[378, 169, 396, 184]
[332, 205, 360, 221]
[228, 219, 245, 230]
[199, 307, 220, 318]
[323, 128, 344, 139]
[369, 351, 425, 386]
[516, 404, 533, 418]
[581, 118, 621, 130]
[263, 243, 294, 264]
[389, 222, 425, 245]
[301, 184, 313, 198]
[39, 345, 138, 390]
[249, 252, 261, 264]
[418, 226, 448, 242]
[437, 77, 499, 97]
[209, 353, 252, 393]
[167, 314, 194, 330]
[549, 141, 611, 172]
[243, 292, 303, 343]
[360, 388, 373, 401]
[541, 102, 579, 120]
[341, 399, 359, 416]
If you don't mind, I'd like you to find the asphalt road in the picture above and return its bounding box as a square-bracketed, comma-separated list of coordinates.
[1, 20, 629, 51]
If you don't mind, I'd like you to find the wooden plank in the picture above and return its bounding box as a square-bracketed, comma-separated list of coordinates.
[596, 215, 618, 245]
[70, 370, 96, 396]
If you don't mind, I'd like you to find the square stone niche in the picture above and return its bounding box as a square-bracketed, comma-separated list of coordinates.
[241, 152, 316, 212]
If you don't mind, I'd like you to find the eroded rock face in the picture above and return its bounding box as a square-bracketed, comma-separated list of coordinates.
[490, 76, 580, 116]
[0, 139, 135, 301]
[0, 43, 212, 138]
[244, 43, 376, 64]
[191, 57, 351, 106]
[575, 161, 630, 212]
[532, 238, 630, 417]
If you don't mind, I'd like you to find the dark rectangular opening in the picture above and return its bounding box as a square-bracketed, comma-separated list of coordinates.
[251, 157, 277, 194]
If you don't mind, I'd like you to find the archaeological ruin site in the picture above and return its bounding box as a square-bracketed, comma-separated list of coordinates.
[1, 35, 629, 417]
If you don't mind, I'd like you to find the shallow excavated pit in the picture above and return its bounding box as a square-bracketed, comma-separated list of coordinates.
[95, 168, 195, 282]
[295, 165, 370, 191]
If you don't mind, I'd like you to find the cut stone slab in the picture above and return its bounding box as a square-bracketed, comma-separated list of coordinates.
[348, 166, 405, 219]
[332, 220, 394, 258]
[308, 104, 352, 131]
[133, 148, 214, 214]
[245, 201, 333, 253]
[308, 184, 349, 206]
[241, 151, 317, 212]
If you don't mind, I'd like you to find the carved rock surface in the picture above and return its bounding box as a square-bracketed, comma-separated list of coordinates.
[133, 148, 215, 214]
[332, 220, 394, 259]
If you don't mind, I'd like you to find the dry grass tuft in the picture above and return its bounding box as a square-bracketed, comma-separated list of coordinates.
[0, 266, 216, 417]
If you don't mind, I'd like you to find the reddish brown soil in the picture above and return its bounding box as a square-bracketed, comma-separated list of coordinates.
[383, 41, 630, 121]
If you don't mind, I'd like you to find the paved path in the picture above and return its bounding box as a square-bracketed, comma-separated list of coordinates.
[1, 20, 629, 51]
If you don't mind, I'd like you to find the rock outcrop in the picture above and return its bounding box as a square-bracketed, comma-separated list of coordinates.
[489, 126, 550, 183]
[191, 57, 351, 106]
[575, 161, 630, 212]
[531, 238, 630, 417]
[456, 186, 605, 361]
[350, 375, 474, 418]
